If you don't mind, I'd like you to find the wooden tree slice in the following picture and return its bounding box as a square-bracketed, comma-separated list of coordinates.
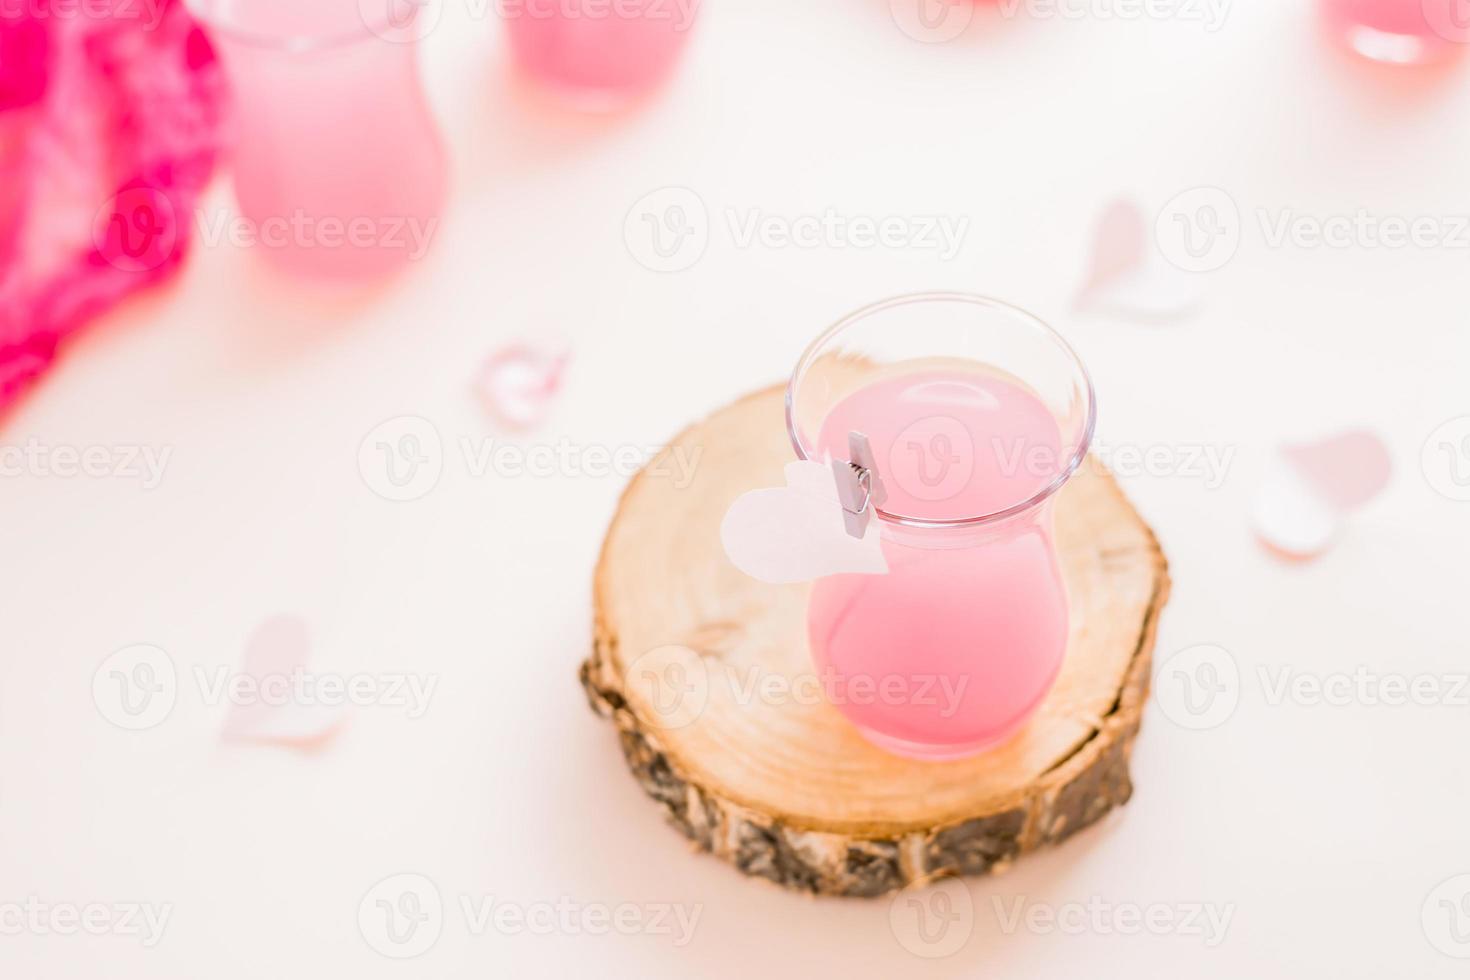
[580, 382, 1170, 897]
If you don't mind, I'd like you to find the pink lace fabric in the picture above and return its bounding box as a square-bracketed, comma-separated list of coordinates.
[0, 0, 224, 412]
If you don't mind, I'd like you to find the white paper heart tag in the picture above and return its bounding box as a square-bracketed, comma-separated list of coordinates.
[720, 460, 888, 584]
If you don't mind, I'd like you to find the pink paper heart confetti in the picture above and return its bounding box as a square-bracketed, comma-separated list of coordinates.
[474, 341, 570, 430]
[221, 614, 346, 747]
[720, 460, 888, 584]
[1252, 430, 1392, 560]
[1074, 198, 1201, 320]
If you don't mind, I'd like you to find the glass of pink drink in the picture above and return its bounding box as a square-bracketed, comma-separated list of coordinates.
[188, 0, 448, 280]
[502, 0, 699, 109]
[786, 294, 1096, 761]
[1320, 0, 1470, 65]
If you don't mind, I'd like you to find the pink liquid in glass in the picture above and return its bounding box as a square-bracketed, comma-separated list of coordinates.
[504, 0, 698, 108]
[1321, 0, 1470, 64]
[808, 369, 1069, 760]
[199, 0, 448, 280]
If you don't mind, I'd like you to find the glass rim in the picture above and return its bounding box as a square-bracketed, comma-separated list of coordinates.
[784, 291, 1098, 531]
[184, 0, 419, 53]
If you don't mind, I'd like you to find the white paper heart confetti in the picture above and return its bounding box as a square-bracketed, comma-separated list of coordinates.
[1074, 198, 1202, 320]
[221, 614, 346, 747]
[1252, 430, 1392, 559]
[720, 460, 888, 584]
[474, 341, 570, 430]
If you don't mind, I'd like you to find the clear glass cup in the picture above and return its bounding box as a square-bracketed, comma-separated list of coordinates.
[188, 0, 449, 279]
[502, 0, 699, 110]
[786, 293, 1096, 761]
[1320, 0, 1470, 65]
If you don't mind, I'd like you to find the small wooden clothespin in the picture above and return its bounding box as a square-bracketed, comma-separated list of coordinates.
[831, 431, 887, 539]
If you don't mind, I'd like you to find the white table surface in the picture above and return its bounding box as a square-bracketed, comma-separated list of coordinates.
[3, 0, 1469, 976]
